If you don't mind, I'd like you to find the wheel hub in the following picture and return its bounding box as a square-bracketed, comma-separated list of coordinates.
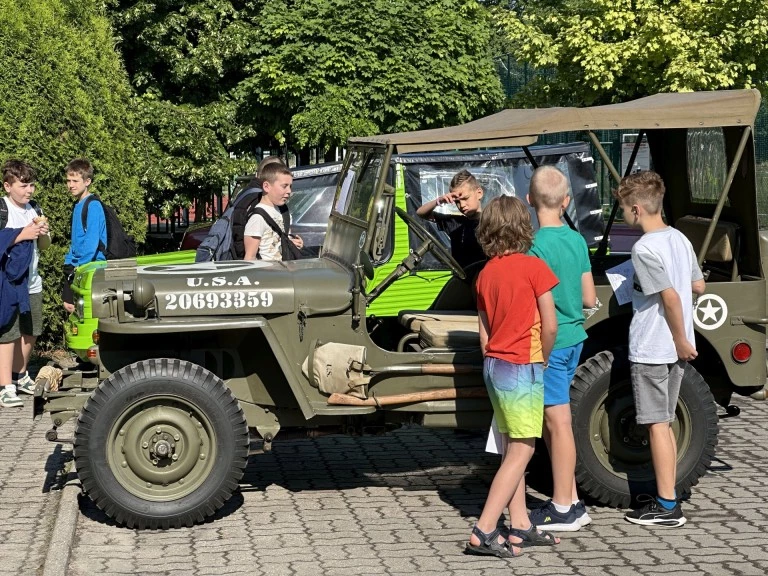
[108, 399, 215, 501]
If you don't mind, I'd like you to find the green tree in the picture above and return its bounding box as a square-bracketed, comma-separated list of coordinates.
[495, 0, 768, 106]
[0, 0, 146, 346]
[245, 0, 505, 150]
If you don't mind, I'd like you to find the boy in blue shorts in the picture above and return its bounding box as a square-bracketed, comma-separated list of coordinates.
[616, 171, 704, 528]
[466, 196, 559, 559]
[526, 166, 597, 531]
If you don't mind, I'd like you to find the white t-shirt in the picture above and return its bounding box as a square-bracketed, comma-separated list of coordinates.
[243, 203, 286, 262]
[2, 197, 42, 293]
[629, 226, 703, 364]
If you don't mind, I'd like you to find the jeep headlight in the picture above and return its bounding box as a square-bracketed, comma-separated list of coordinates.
[76, 297, 85, 319]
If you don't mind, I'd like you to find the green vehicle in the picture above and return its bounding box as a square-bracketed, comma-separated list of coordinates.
[65, 144, 602, 360]
[37, 89, 767, 530]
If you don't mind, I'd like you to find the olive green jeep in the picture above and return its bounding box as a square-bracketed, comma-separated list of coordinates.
[36, 89, 768, 529]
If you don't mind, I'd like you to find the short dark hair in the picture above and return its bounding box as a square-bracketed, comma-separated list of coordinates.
[260, 161, 292, 185]
[476, 195, 534, 257]
[65, 158, 94, 181]
[449, 169, 479, 192]
[2, 159, 36, 185]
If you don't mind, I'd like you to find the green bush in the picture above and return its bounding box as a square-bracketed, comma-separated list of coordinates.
[0, 0, 146, 348]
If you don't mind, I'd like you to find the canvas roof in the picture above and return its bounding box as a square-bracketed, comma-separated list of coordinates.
[351, 89, 761, 153]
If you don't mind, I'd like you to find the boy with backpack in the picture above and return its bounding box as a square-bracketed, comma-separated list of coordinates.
[243, 162, 304, 262]
[1, 160, 50, 407]
[61, 158, 136, 313]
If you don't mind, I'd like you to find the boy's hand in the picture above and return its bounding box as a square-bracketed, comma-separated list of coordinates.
[436, 192, 459, 206]
[288, 234, 303, 249]
[674, 338, 698, 361]
[63, 302, 75, 313]
[17, 221, 46, 242]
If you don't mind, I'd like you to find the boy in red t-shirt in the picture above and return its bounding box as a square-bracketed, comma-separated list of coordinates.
[466, 196, 560, 559]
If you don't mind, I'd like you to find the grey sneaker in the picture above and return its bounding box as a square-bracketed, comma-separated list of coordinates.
[529, 500, 581, 532]
[0, 388, 23, 408]
[14, 373, 35, 395]
[575, 500, 592, 527]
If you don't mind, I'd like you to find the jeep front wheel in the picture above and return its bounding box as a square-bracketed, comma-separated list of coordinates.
[571, 349, 718, 508]
[74, 359, 249, 529]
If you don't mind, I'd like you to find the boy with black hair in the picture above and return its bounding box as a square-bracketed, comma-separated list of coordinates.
[62, 158, 106, 313]
[0, 160, 49, 407]
[616, 170, 705, 528]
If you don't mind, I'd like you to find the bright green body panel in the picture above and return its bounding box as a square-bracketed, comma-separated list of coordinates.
[66, 250, 197, 359]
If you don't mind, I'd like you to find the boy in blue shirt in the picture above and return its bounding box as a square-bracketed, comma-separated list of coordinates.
[62, 158, 106, 313]
[526, 166, 597, 531]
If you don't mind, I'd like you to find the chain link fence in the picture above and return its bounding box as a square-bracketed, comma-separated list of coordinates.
[496, 55, 768, 226]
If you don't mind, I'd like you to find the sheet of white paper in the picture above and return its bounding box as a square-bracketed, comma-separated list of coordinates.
[485, 415, 505, 456]
[605, 259, 636, 306]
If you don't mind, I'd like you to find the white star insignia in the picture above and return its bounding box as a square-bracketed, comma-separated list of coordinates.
[698, 301, 721, 323]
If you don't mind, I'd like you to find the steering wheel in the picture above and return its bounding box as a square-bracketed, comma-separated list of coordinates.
[395, 207, 466, 280]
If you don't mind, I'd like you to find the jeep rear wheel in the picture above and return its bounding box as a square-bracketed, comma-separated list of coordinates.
[571, 349, 718, 507]
[74, 359, 249, 529]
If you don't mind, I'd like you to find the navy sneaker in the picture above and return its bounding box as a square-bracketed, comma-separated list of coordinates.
[574, 500, 592, 527]
[529, 500, 581, 532]
[624, 497, 686, 528]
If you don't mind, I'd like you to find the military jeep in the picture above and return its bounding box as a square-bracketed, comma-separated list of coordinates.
[37, 89, 768, 529]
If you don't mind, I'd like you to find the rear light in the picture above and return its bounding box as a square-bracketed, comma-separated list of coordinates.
[732, 342, 751, 363]
[87, 346, 98, 360]
[92, 330, 99, 345]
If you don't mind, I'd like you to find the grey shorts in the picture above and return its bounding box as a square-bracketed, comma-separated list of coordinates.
[0, 292, 43, 343]
[630, 360, 685, 424]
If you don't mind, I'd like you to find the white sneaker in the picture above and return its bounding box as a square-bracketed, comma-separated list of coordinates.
[14, 373, 35, 395]
[0, 388, 23, 408]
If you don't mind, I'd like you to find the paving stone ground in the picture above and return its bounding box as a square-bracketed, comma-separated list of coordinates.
[0, 395, 71, 576]
[11, 393, 768, 576]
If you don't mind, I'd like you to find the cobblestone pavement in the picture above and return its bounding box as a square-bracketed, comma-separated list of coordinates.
[43, 395, 768, 576]
[0, 397, 71, 576]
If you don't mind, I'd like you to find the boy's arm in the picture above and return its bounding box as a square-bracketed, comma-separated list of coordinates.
[660, 288, 697, 361]
[537, 290, 558, 364]
[82, 201, 106, 260]
[478, 311, 490, 356]
[581, 271, 597, 308]
[415, 192, 457, 219]
[243, 236, 261, 260]
[692, 279, 706, 295]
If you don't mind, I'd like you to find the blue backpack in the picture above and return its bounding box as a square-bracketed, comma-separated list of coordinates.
[195, 188, 263, 262]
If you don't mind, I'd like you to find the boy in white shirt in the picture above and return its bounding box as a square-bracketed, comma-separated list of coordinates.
[243, 162, 303, 261]
[0, 160, 50, 407]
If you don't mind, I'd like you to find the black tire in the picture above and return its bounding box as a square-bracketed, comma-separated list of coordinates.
[74, 359, 249, 529]
[571, 349, 718, 508]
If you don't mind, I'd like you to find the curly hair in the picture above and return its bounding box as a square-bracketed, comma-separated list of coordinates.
[2, 159, 36, 184]
[476, 195, 533, 257]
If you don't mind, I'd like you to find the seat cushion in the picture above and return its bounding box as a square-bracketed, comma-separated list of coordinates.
[675, 216, 738, 263]
[419, 319, 480, 349]
[398, 309, 477, 332]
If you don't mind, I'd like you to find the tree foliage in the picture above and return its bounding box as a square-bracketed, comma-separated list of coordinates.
[495, 0, 768, 106]
[0, 0, 146, 345]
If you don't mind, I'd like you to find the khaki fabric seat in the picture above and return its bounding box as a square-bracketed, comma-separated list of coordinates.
[419, 319, 480, 349]
[398, 310, 477, 332]
[675, 215, 739, 281]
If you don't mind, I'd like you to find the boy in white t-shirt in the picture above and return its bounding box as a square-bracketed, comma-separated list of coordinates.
[0, 160, 50, 408]
[243, 162, 303, 261]
[615, 171, 705, 528]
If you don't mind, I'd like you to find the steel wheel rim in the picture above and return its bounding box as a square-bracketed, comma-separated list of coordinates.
[106, 395, 216, 502]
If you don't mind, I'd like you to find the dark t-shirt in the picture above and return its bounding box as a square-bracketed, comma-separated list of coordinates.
[432, 213, 486, 270]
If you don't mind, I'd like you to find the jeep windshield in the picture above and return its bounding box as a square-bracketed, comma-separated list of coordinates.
[334, 146, 387, 223]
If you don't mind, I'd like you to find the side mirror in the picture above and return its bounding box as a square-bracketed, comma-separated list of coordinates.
[359, 251, 374, 280]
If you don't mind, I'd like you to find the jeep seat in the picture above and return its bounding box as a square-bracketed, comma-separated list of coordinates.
[398, 310, 478, 332]
[675, 216, 740, 280]
[419, 319, 480, 350]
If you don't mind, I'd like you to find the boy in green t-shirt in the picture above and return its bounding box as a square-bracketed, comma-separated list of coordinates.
[527, 166, 597, 531]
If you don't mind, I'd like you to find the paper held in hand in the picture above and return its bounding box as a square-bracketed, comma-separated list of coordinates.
[605, 259, 636, 306]
[485, 415, 505, 456]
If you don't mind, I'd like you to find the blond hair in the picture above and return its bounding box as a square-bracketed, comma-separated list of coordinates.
[613, 170, 665, 214]
[476, 196, 533, 257]
[529, 165, 568, 209]
[449, 169, 480, 192]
